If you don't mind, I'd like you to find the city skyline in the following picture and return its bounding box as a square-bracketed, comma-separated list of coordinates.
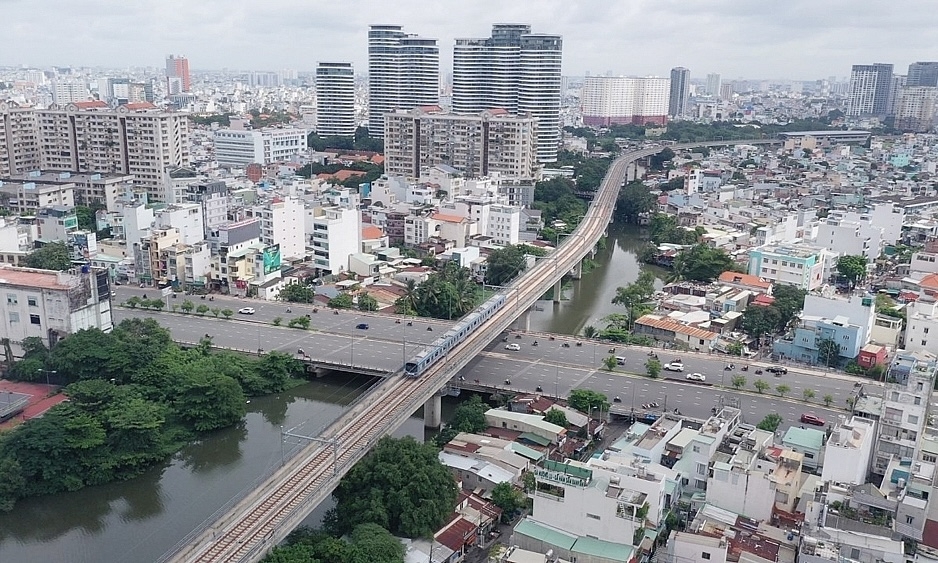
[5, 0, 938, 79]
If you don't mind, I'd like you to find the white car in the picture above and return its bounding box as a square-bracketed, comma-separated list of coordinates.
[238, 307, 256, 315]
[505, 343, 521, 351]
[664, 362, 684, 372]
[685, 372, 706, 382]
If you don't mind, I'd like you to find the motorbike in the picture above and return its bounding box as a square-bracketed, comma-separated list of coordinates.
[505, 379, 511, 385]
[515, 334, 522, 339]
[754, 369, 763, 375]
[741, 365, 749, 372]
[502, 337, 508, 342]
[562, 342, 570, 348]
[536, 386, 543, 392]
[427, 326, 433, 331]
[642, 402, 660, 410]
[209, 296, 214, 301]
[407, 321, 412, 326]
[286, 308, 292, 313]
[313, 308, 319, 313]
[297, 348, 305, 355]
[200, 295, 206, 300]
[549, 336, 555, 341]
[608, 348, 616, 353]
[333, 310, 339, 315]
[724, 364, 734, 371]
[532, 341, 538, 346]
[395, 319, 401, 324]
[576, 342, 582, 347]
[613, 396, 622, 403]
[172, 293, 177, 299]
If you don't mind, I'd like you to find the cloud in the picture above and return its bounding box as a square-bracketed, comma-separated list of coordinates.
[3, 0, 937, 79]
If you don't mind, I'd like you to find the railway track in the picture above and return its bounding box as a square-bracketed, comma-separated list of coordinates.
[168, 139, 777, 563]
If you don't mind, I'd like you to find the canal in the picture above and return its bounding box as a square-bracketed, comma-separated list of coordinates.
[0, 224, 655, 562]
[529, 223, 666, 335]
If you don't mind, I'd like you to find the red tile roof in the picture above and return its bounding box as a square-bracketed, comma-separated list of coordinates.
[316, 169, 366, 181]
[634, 314, 716, 340]
[73, 100, 109, 109]
[362, 225, 385, 240]
[718, 271, 772, 290]
[123, 102, 157, 110]
[434, 516, 477, 552]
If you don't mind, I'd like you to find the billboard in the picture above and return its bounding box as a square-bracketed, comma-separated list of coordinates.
[263, 244, 281, 275]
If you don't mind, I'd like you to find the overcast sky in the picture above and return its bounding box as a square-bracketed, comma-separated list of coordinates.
[4, 0, 938, 80]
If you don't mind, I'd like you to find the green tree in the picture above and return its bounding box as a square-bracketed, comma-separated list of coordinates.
[394, 279, 419, 315]
[771, 285, 807, 330]
[532, 177, 587, 226]
[823, 394, 834, 407]
[172, 370, 246, 432]
[485, 244, 548, 286]
[741, 305, 782, 341]
[731, 375, 746, 389]
[645, 358, 662, 379]
[603, 355, 618, 371]
[272, 316, 283, 326]
[435, 395, 489, 446]
[614, 181, 656, 224]
[836, 255, 868, 288]
[0, 458, 24, 511]
[357, 293, 379, 312]
[221, 308, 234, 319]
[347, 523, 405, 563]
[544, 409, 568, 427]
[775, 384, 791, 397]
[280, 283, 316, 303]
[568, 389, 609, 413]
[753, 379, 769, 394]
[649, 147, 675, 171]
[74, 205, 98, 231]
[582, 325, 597, 339]
[611, 270, 656, 329]
[180, 299, 195, 314]
[148, 299, 166, 311]
[329, 293, 354, 309]
[726, 341, 745, 356]
[47, 328, 117, 383]
[670, 244, 736, 282]
[24, 242, 72, 271]
[195, 304, 210, 316]
[210, 307, 221, 318]
[125, 296, 142, 309]
[288, 316, 311, 329]
[491, 482, 525, 521]
[756, 413, 782, 432]
[326, 436, 458, 538]
[817, 338, 840, 367]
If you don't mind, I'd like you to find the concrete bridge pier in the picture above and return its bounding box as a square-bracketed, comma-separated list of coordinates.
[511, 308, 532, 331]
[424, 394, 442, 428]
[571, 259, 583, 280]
[553, 279, 563, 303]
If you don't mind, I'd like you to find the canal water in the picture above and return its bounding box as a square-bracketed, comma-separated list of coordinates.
[0, 224, 653, 563]
[0, 375, 430, 563]
[529, 223, 666, 335]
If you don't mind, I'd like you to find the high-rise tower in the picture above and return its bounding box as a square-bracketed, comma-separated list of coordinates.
[367, 25, 439, 138]
[165, 54, 191, 93]
[907, 62, 938, 87]
[668, 67, 689, 118]
[847, 63, 894, 117]
[315, 62, 356, 137]
[452, 24, 562, 163]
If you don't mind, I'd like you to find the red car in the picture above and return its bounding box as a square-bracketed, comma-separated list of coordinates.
[800, 413, 825, 426]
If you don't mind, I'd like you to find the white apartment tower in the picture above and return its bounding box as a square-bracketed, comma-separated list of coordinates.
[248, 197, 307, 262]
[315, 62, 356, 137]
[213, 127, 308, 167]
[0, 101, 41, 176]
[848, 63, 895, 117]
[580, 76, 670, 127]
[367, 24, 440, 138]
[452, 24, 562, 163]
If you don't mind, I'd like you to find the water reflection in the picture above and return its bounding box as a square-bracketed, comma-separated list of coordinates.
[177, 423, 248, 473]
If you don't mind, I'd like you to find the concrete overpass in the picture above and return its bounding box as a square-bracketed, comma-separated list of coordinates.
[162, 140, 780, 563]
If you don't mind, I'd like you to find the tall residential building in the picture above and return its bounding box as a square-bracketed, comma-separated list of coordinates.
[0, 101, 40, 176]
[367, 24, 440, 138]
[315, 62, 356, 137]
[705, 73, 721, 96]
[907, 61, 938, 87]
[847, 63, 894, 117]
[668, 67, 690, 118]
[52, 79, 89, 104]
[894, 86, 938, 132]
[29, 101, 190, 203]
[580, 76, 669, 127]
[384, 106, 538, 180]
[247, 196, 306, 261]
[213, 127, 308, 167]
[452, 24, 562, 163]
[165, 54, 191, 93]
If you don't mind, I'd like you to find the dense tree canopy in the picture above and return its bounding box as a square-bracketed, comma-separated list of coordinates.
[740, 305, 782, 340]
[24, 242, 72, 271]
[435, 395, 489, 446]
[0, 318, 305, 511]
[613, 181, 656, 225]
[396, 262, 480, 319]
[326, 436, 458, 538]
[648, 214, 704, 245]
[670, 244, 737, 282]
[263, 524, 404, 563]
[611, 270, 657, 329]
[484, 244, 548, 286]
[836, 255, 868, 288]
[279, 283, 316, 303]
[756, 413, 783, 432]
[532, 177, 587, 228]
[568, 389, 609, 413]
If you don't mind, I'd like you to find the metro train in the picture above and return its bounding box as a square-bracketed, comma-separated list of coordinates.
[404, 294, 507, 377]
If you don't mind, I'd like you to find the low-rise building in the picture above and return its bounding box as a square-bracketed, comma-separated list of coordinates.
[484, 410, 566, 446]
[821, 416, 876, 485]
[0, 265, 113, 347]
[781, 426, 825, 472]
[747, 243, 834, 290]
[632, 313, 719, 351]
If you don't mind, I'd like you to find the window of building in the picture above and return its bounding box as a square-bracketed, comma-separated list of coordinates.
[9, 312, 19, 323]
[27, 296, 38, 307]
[702, 553, 711, 560]
[915, 397, 922, 406]
[692, 445, 700, 453]
[909, 415, 919, 425]
[29, 314, 41, 325]
[586, 513, 600, 520]
[804, 452, 814, 459]
[926, 328, 930, 334]
[6, 293, 17, 304]
[906, 515, 915, 525]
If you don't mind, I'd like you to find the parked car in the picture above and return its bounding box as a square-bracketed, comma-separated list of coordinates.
[664, 362, 684, 372]
[766, 366, 788, 375]
[800, 413, 825, 426]
[356, 323, 369, 330]
[616, 356, 626, 365]
[505, 343, 521, 351]
[237, 307, 255, 315]
[685, 372, 706, 382]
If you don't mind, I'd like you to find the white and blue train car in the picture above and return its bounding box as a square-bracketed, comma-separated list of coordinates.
[404, 294, 507, 377]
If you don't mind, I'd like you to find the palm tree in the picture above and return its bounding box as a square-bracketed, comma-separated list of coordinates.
[452, 277, 477, 317]
[582, 325, 598, 339]
[399, 279, 418, 314]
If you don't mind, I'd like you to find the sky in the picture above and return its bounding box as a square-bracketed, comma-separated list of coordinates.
[4, 0, 938, 80]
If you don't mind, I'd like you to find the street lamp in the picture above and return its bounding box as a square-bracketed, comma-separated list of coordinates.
[37, 369, 57, 386]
